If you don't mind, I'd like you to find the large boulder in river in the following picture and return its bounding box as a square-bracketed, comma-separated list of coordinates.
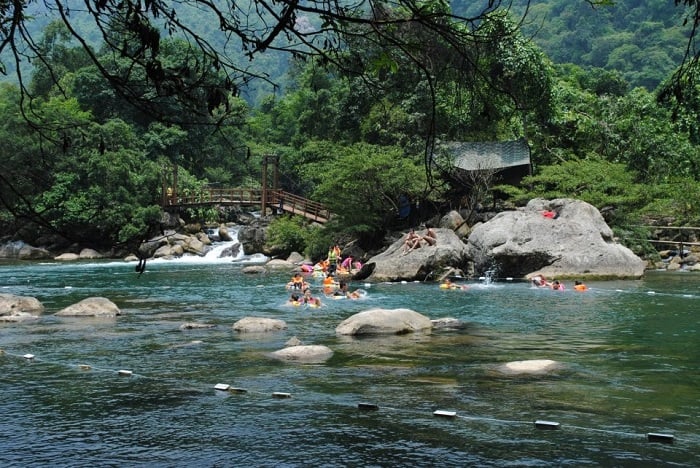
[55, 297, 121, 317]
[467, 198, 645, 279]
[359, 228, 470, 282]
[0, 293, 44, 321]
[335, 308, 433, 336]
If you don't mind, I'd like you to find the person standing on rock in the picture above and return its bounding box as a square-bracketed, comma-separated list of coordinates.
[327, 244, 340, 274]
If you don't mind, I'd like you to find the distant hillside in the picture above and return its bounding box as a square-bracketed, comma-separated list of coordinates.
[0, 0, 690, 102]
[454, 0, 690, 90]
[0, 1, 291, 104]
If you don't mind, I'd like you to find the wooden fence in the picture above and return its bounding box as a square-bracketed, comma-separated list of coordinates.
[164, 188, 330, 223]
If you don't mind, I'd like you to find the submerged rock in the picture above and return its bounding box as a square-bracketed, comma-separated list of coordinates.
[232, 317, 287, 333]
[430, 317, 469, 330]
[497, 359, 561, 375]
[269, 344, 333, 363]
[180, 322, 216, 330]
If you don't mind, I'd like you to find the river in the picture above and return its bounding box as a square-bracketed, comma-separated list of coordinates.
[0, 237, 698, 466]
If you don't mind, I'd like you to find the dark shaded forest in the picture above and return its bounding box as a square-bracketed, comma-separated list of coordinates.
[0, 0, 698, 261]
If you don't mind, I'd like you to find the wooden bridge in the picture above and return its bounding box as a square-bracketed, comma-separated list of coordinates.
[163, 188, 331, 224]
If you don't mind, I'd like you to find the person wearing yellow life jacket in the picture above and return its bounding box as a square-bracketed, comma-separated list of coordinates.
[327, 244, 341, 274]
[439, 278, 468, 290]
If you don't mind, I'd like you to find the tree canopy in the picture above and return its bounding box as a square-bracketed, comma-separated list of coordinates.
[0, 0, 699, 257]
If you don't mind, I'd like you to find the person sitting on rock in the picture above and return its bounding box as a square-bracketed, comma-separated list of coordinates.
[422, 223, 437, 246]
[401, 229, 423, 254]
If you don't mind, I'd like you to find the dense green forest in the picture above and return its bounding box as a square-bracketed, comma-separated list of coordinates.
[456, 0, 691, 91]
[1, 0, 699, 261]
[5, 1, 692, 102]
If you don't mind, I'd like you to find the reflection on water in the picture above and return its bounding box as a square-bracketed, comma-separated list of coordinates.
[0, 261, 699, 466]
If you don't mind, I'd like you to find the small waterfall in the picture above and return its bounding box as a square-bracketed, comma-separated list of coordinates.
[151, 226, 268, 264]
[478, 264, 499, 285]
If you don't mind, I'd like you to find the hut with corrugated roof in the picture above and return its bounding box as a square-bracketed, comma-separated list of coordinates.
[440, 138, 532, 186]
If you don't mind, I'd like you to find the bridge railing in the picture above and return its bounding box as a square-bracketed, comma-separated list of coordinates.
[171, 188, 263, 206]
[268, 190, 330, 223]
[165, 187, 330, 223]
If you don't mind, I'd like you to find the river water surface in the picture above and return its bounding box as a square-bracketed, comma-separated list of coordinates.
[0, 246, 699, 467]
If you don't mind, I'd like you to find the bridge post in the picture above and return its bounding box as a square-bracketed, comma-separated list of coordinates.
[162, 163, 178, 207]
[261, 154, 279, 215]
[261, 156, 268, 215]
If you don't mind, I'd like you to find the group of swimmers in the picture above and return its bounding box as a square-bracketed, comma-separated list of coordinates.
[299, 254, 363, 277]
[531, 275, 588, 291]
[287, 270, 364, 307]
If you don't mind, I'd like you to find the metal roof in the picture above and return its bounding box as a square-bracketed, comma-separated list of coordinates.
[442, 138, 531, 171]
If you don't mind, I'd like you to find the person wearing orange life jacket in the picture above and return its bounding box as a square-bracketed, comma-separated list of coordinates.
[323, 273, 338, 291]
[287, 273, 305, 290]
[574, 280, 588, 291]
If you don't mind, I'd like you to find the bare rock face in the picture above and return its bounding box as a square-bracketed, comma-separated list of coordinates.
[55, 253, 80, 261]
[55, 297, 121, 317]
[218, 224, 233, 242]
[238, 224, 267, 256]
[232, 317, 287, 333]
[79, 248, 103, 259]
[242, 265, 266, 274]
[467, 198, 645, 279]
[265, 259, 295, 270]
[360, 228, 470, 282]
[0, 241, 51, 260]
[335, 308, 433, 336]
[0, 293, 45, 321]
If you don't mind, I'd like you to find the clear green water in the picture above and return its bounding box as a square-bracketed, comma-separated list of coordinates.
[0, 257, 698, 467]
